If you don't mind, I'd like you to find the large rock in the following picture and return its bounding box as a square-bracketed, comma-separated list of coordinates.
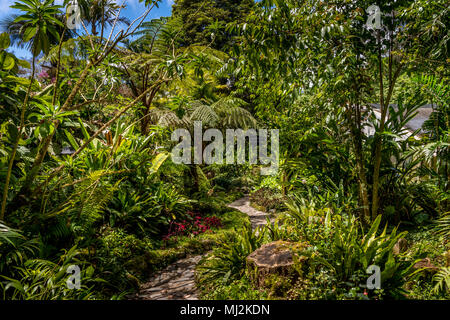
[392, 238, 409, 255]
[246, 241, 310, 288]
[413, 258, 439, 273]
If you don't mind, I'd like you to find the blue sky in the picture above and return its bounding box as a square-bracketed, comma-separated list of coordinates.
[0, 0, 174, 59]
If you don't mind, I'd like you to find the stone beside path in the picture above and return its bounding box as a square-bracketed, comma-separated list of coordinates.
[132, 196, 272, 300]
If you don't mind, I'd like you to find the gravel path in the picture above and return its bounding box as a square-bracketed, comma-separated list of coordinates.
[132, 196, 271, 300]
[133, 255, 202, 300]
[227, 196, 274, 230]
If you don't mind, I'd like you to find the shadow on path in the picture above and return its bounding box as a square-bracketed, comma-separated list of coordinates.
[132, 197, 271, 300]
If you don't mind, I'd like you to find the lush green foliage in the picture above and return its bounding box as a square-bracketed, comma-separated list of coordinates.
[0, 0, 448, 300]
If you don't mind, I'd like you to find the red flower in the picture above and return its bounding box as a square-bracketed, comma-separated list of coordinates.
[162, 212, 222, 241]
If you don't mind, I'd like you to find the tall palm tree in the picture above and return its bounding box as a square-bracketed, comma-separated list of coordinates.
[1, 0, 65, 219]
[0, 13, 72, 53]
[0, 0, 65, 56]
[77, 0, 130, 36]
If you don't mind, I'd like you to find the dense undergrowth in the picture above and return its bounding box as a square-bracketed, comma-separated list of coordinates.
[197, 197, 449, 300]
[0, 0, 449, 300]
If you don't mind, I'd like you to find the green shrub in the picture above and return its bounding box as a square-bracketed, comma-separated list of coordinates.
[106, 184, 192, 236]
[312, 215, 417, 299]
[1, 246, 101, 300]
[199, 277, 268, 300]
[250, 187, 286, 211]
[197, 223, 263, 286]
[96, 229, 152, 292]
[0, 222, 39, 275]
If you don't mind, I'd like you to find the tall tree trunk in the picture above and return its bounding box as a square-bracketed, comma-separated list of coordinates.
[190, 165, 199, 193]
[371, 39, 385, 220]
[348, 102, 370, 224]
[140, 86, 160, 135]
[354, 132, 371, 224]
[1, 56, 36, 220]
[371, 29, 401, 220]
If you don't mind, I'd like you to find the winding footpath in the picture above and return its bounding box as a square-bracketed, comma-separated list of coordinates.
[132, 196, 272, 300]
[227, 196, 274, 230]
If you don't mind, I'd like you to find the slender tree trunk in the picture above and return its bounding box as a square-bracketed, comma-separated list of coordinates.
[140, 96, 150, 134]
[371, 30, 386, 221]
[190, 165, 199, 193]
[20, 59, 97, 194]
[281, 168, 287, 196]
[140, 86, 160, 135]
[1, 57, 36, 220]
[347, 102, 370, 224]
[354, 133, 371, 224]
[371, 37, 402, 220]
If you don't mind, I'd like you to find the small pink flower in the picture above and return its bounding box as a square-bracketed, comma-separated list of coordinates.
[38, 70, 49, 78]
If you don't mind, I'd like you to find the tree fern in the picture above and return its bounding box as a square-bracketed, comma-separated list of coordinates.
[433, 267, 450, 294]
[148, 107, 190, 128]
[190, 102, 220, 127]
[147, 95, 256, 131]
[211, 96, 256, 129]
[436, 212, 450, 240]
[76, 174, 116, 227]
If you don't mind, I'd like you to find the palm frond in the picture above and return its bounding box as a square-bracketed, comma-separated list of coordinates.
[436, 212, 450, 240]
[433, 267, 450, 294]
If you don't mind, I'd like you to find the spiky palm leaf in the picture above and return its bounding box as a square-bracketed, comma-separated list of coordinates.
[416, 74, 449, 108]
[0, 12, 72, 52]
[77, 0, 130, 36]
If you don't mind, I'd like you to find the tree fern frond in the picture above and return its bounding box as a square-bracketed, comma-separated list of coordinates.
[433, 267, 450, 294]
[436, 212, 450, 240]
[210, 96, 256, 129]
[149, 108, 189, 128]
[189, 103, 219, 127]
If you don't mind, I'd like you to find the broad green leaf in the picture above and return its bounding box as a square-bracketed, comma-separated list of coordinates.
[150, 152, 169, 173]
[64, 129, 79, 150]
[0, 32, 10, 50]
[3, 54, 15, 70]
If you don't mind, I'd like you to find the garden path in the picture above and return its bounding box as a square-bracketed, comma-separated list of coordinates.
[132, 196, 270, 300]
